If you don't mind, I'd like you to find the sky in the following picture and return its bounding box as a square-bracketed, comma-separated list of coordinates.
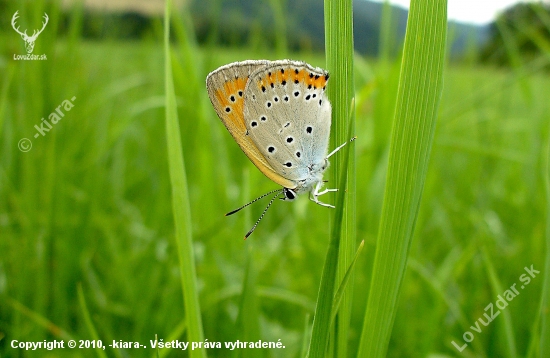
[372, 0, 533, 25]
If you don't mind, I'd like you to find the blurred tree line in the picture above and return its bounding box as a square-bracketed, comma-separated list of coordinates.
[480, 2, 550, 66]
[1, 0, 486, 59]
[6, 0, 550, 67]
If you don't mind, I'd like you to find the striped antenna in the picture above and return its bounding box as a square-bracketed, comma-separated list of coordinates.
[225, 188, 283, 216]
[244, 191, 282, 239]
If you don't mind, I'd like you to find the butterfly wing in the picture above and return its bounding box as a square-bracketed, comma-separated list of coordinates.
[206, 60, 295, 189]
[243, 60, 331, 181]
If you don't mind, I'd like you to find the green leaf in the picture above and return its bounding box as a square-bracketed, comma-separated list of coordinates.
[357, 0, 447, 356]
[322, 0, 357, 356]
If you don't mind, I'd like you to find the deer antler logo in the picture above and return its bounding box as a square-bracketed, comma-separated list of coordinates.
[11, 11, 49, 54]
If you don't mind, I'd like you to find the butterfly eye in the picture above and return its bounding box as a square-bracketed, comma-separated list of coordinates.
[284, 188, 296, 200]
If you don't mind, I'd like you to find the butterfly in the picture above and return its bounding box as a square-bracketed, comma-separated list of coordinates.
[206, 60, 351, 238]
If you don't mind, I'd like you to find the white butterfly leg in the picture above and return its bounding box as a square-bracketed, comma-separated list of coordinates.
[309, 181, 337, 208]
[315, 188, 338, 196]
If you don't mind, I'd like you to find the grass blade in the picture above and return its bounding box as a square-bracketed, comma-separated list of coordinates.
[236, 245, 262, 358]
[300, 313, 312, 357]
[77, 284, 108, 358]
[308, 127, 353, 358]
[324, 0, 356, 355]
[4, 297, 73, 342]
[481, 248, 518, 358]
[331, 240, 364, 325]
[541, 129, 550, 356]
[357, 0, 447, 356]
[164, 1, 205, 356]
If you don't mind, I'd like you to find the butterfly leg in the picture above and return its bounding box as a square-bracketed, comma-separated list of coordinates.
[309, 182, 336, 208]
[326, 136, 357, 159]
[316, 188, 338, 196]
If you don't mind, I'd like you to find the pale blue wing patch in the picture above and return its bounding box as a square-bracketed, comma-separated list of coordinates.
[243, 60, 331, 182]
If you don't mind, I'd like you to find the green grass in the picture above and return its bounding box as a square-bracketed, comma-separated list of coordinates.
[359, 0, 447, 356]
[164, 1, 205, 357]
[1, 1, 550, 357]
[306, 0, 356, 357]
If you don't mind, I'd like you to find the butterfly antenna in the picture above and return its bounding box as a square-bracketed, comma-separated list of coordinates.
[244, 191, 281, 239]
[326, 136, 357, 159]
[225, 188, 283, 216]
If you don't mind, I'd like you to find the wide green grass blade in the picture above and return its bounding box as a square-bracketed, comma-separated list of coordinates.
[164, 1, 205, 356]
[357, 0, 447, 356]
[323, 0, 356, 356]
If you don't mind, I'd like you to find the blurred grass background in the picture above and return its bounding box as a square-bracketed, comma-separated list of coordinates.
[0, 0, 549, 357]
